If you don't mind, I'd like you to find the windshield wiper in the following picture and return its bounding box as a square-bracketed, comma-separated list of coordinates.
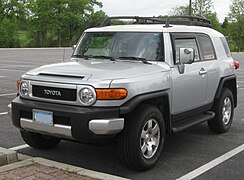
[73, 55, 151, 64]
[72, 54, 90, 60]
[118, 56, 151, 64]
[91, 55, 116, 61]
[73, 55, 116, 61]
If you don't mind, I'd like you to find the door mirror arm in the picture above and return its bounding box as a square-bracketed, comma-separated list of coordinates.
[177, 64, 185, 74]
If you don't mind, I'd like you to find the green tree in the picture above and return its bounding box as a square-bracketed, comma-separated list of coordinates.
[28, 0, 103, 47]
[170, 0, 221, 31]
[192, 0, 213, 17]
[0, 19, 20, 47]
[228, 0, 244, 51]
[205, 12, 222, 32]
[171, 0, 214, 17]
[170, 5, 189, 16]
[0, 0, 29, 47]
[87, 10, 107, 28]
[0, 0, 29, 22]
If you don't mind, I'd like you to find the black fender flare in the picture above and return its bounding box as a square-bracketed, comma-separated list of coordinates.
[119, 90, 170, 114]
[214, 75, 237, 107]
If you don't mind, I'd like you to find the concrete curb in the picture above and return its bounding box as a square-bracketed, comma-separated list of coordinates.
[0, 146, 129, 180]
[0, 147, 18, 166]
[0, 157, 129, 180]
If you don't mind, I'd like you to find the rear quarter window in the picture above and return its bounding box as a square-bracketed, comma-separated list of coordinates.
[220, 37, 231, 57]
[197, 34, 216, 60]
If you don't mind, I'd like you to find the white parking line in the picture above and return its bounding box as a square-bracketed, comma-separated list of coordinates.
[9, 144, 29, 151]
[1, 64, 34, 68]
[0, 112, 8, 116]
[0, 47, 70, 50]
[0, 68, 27, 72]
[177, 144, 244, 180]
[0, 76, 6, 78]
[0, 93, 16, 97]
[0, 60, 40, 65]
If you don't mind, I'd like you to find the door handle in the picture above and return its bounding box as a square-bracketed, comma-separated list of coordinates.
[199, 68, 207, 75]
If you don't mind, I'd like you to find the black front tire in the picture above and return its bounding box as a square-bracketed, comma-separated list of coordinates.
[208, 88, 234, 133]
[20, 130, 61, 149]
[119, 104, 165, 171]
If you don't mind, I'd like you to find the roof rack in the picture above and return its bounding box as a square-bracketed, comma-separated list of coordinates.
[164, 15, 212, 28]
[100, 16, 165, 27]
[100, 16, 212, 28]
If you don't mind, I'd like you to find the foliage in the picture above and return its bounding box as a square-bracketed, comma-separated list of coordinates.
[0, 0, 106, 47]
[192, 0, 213, 17]
[27, 0, 105, 47]
[227, 0, 244, 51]
[0, 0, 244, 50]
[0, 19, 20, 47]
[170, 0, 221, 31]
[0, 0, 29, 47]
[0, 0, 28, 22]
[170, 5, 189, 16]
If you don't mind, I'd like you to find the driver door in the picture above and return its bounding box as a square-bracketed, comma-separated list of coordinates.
[171, 33, 207, 115]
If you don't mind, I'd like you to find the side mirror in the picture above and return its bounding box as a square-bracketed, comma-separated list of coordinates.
[179, 48, 194, 64]
[178, 48, 195, 74]
[72, 45, 76, 50]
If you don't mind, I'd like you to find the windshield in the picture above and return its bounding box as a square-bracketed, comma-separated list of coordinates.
[73, 32, 164, 61]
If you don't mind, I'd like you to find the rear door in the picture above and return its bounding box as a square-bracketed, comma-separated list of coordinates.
[197, 34, 219, 104]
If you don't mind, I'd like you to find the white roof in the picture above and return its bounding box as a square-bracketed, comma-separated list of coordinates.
[85, 24, 224, 37]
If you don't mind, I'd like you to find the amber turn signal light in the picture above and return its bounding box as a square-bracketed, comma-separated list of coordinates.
[96, 88, 127, 100]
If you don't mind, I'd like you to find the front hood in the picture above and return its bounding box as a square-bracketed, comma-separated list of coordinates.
[25, 59, 168, 81]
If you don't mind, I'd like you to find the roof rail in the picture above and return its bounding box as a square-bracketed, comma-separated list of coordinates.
[100, 16, 165, 27]
[100, 16, 212, 28]
[164, 15, 212, 28]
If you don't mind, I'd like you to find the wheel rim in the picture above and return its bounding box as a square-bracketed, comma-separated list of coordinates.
[140, 118, 160, 159]
[222, 97, 232, 125]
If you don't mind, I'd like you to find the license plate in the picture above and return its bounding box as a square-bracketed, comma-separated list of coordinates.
[33, 109, 53, 125]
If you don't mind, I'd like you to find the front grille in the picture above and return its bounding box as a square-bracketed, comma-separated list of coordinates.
[32, 85, 77, 101]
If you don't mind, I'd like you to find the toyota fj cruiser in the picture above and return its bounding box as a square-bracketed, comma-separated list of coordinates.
[9, 16, 238, 171]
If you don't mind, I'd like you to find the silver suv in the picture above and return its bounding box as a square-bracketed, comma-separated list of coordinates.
[10, 16, 238, 171]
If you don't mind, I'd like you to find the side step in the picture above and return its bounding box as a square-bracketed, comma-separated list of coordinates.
[172, 111, 215, 133]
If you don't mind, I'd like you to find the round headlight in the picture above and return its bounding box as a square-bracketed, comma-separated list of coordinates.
[20, 81, 29, 96]
[79, 87, 96, 106]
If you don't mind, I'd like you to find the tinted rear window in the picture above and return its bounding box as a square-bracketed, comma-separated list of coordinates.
[198, 35, 216, 60]
[220, 37, 231, 57]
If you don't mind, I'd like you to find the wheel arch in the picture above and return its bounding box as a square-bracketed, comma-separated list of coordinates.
[120, 90, 171, 133]
[215, 75, 237, 108]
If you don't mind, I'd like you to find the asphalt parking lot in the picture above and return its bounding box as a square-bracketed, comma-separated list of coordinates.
[0, 48, 243, 180]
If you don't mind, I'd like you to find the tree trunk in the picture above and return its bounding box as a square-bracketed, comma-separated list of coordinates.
[69, 26, 73, 46]
[58, 29, 62, 47]
[238, 39, 241, 52]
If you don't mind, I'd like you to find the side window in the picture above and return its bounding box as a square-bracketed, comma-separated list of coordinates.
[220, 37, 231, 57]
[198, 35, 216, 60]
[175, 38, 200, 64]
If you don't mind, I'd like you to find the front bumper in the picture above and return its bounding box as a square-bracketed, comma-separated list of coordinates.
[11, 97, 124, 143]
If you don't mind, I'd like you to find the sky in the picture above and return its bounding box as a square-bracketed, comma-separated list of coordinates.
[95, 0, 231, 23]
